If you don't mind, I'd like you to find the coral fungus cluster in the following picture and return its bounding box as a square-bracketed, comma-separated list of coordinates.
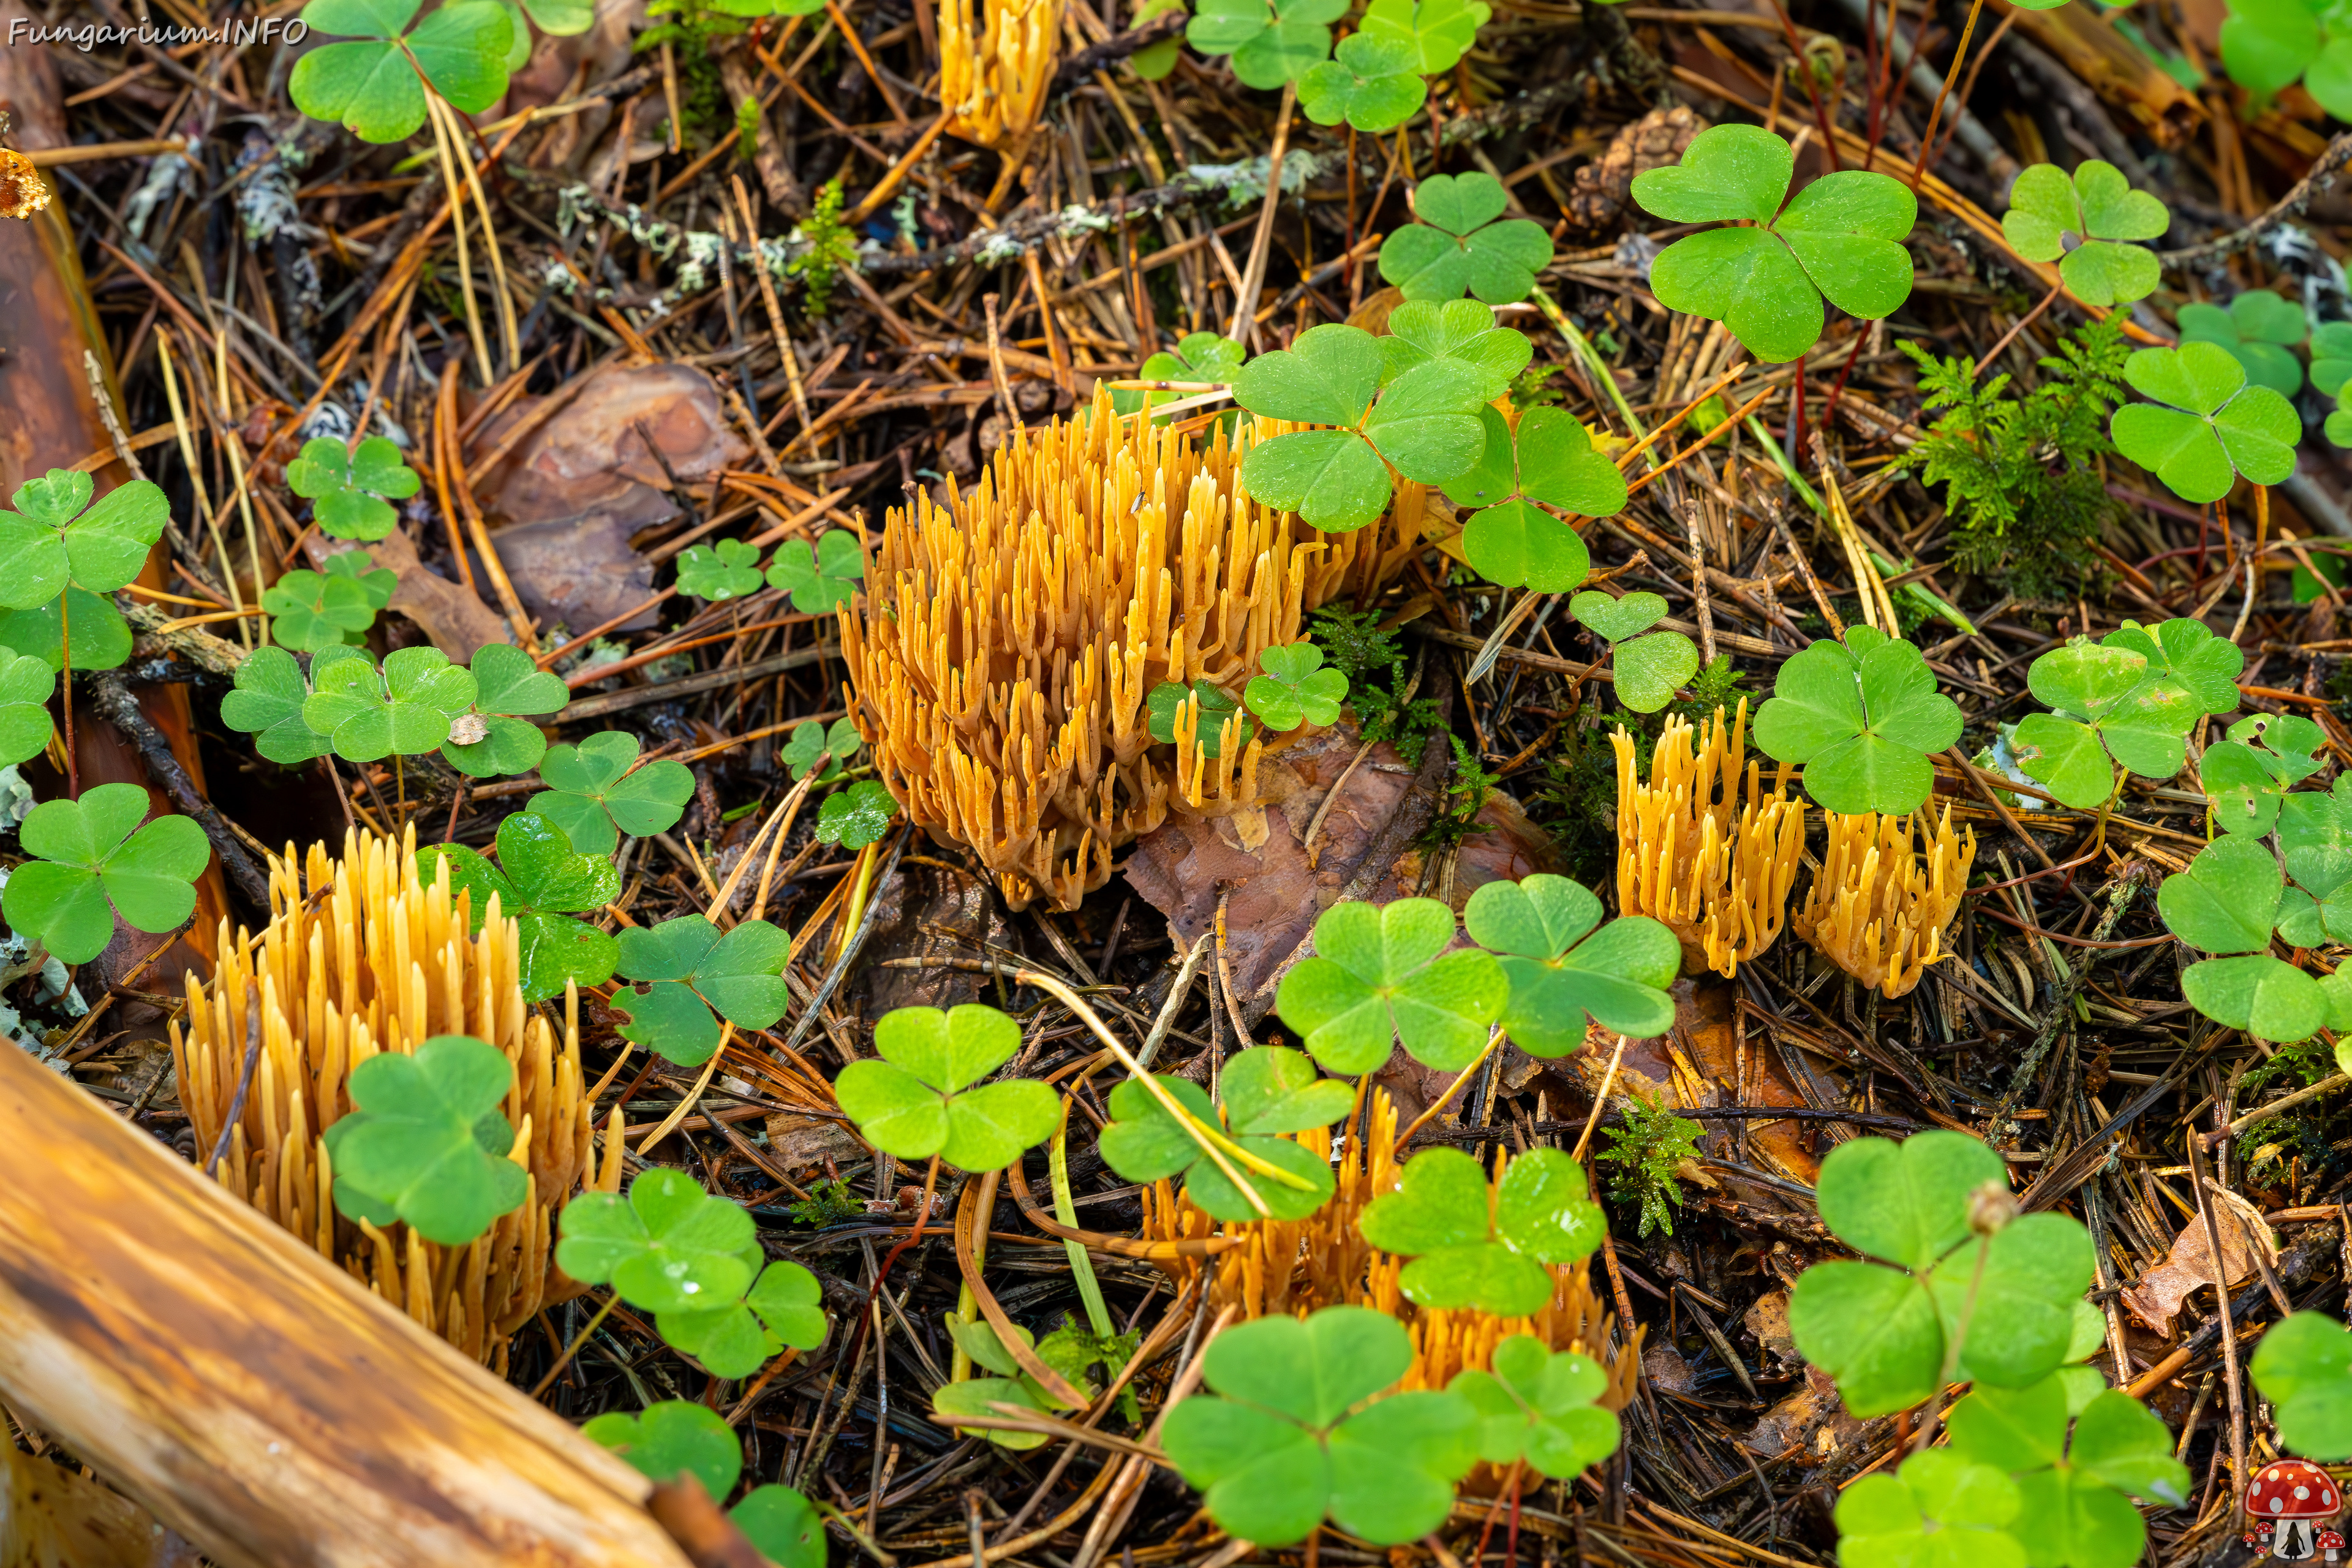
[1613, 701, 1805, 976]
[1795, 807, 1977, 998]
[939, 0, 1061, 151]
[172, 828, 617, 1368]
[841, 385, 1407, 910]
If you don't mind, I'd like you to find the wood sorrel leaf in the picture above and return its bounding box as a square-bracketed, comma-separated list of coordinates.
[301, 644, 478, 762]
[583, 1399, 743, 1498]
[441, 641, 568, 777]
[1357, 0, 1488, 72]
[1186, 0, 1346, 86]
[1611, 630, 1702, 714]
[0, 647, 56, 770]
[2111, 342, 2297, 503]
[835, 1003, 1059, 1169]
[613, 914, 794, 1065]
[531, 730, 696, 854]
[323, 1033, 529, 1246]
[2000, 161, 2169, 307]
[1448, 1335, 1620, 1479]
[1463, 873, 1679, 1049]
[1376, 172, 1553, 303]
[1297, 31, 1425, 132]
[2178, 292, 2306, 394]
[1096, 1049, 1341, 1221]
[1947, 1374, 2188, 1566]
[418, 811, 620, 1002]
[1833, 1450, 2026, 1568]
[675, 538, 766, 601]
[1245, 641, 1348, 731]
[285, 435, 422, 540]
[1274, 897, 1507, 1073]
[0, 469, 169, 609]
[4, 782, 208, 963]
[1359, 1147, 1604, 1314]
[1378, 300, 1531, 400]
[2252, 1310, 2352, 1459]
[2157, 834, 2282, 954]
[1445, 408, 1619, 591]
[766, 528, 865, 612]
[1752, 625, 1962, 815]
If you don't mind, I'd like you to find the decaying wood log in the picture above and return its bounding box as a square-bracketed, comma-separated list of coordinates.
[0, 1042, 694, 1568]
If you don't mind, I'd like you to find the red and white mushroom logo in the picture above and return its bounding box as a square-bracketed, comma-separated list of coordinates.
[2247, 1460, 2342, 1561]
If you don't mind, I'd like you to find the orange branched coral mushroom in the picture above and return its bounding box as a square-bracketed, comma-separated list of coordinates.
[842, 385, 1408, 910]
[1795, 807, 1977, 998]
[1613, 701, 1806, 977]
[172, 827, 620, 1370]
[1141, 1090, 1640, 1407]
[938, 0, 1060, 150]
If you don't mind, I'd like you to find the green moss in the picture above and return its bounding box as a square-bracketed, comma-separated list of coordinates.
[1598, 1095, 1702, 1238]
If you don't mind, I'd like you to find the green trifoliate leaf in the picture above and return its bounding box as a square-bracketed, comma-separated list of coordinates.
[3, 782, 209, 963]
[0, 469, 169, 608]
[1463, 873, 1678, 1049]
[1947, 1374, 2190, 1568]
[557, 1167, 760, 1321]
[1298, 32, 1426, 133]
[1444, 407, 1618, 592]
[1376, 172, 1554, 304]
[284, 435, 423, 539]
[766, 529, 865, 612]
[1245, 641, 1348, 731]
[2016, 618, 2242, 804]
[263, 569, 374, 652]
[2251, 1310, 2352, 1459]
[779, 715, 862, 782]
[1752, 625, 1963, 815]
[676, 538, 766, 601]
[2000, 161, 2169, 308]
[1273, 897, 1507, 1073]
[1569, 590, 1666, 643]
[2312, 320, 2352, 402]
[530, 730, 696, 854]
[2177, 292, 2306, 395]
[657, 1258, 830, 1379]
[322, 1033, 529, 1245]
[583, 1399, 743, 1498]
[2158, 831, 2282, 955]
[301, 644, 478, 761]
[1448, 1335, 1620, 1480]
[2110, 342, 2298, 503]
[2278, 775, 2352, 930]
[1378, 300, 1532, 400]
[1096, 1050, 1341, 1221]
[1159, 1306, 1480, 1547]
[291, 0, 514, 142]
[1612, 631, 1702, 713]
[2202, 711, 2326, 836]
[1357, 0, 1489, 72]
[1833, 1450, 2026, 1568]
[0, 647, 55, 769]
[1114, 331, 1247, 420]
[1147, 679, 1253, 756]
[417, 812, 620, 1002]
[1359, 1147, 1604, 1314]
[1186, 0, 1346, 86]
[612, 914, 794, 1066]
[834, 1003, 1059, 1170]
[440, 641, 567, 777]
[2220, 0, 2352, 120]
[1632, 126, 1917, 363]
[816, 779, 897, 848]
[221, 646, 337, 764]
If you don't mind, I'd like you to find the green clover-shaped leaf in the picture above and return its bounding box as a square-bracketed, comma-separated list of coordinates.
[1463, 873, 1678, 1049]
[1147, 679, 1253, 757]
[1244, 641, 1348, 731]
[2177, 292, 2306, 395]
[1129, 0, 1186, 75]
[612, 914, 793, 1066]
[2110, 342, 2298, 504]
[834, 1003, 1058, 1170]
[1235, 323, 1488, 531]
[582, 1398, 743, 1498]
[815, 779, 897, 848]
[1097, 1049, 1344, 1221]
[676, 538, 766, 601]
[0, 470, 168, 610]
[2000, 161, 2169, 309]
[417, 811, 620, 1002]
[1376, 171, 1554, 304]
[1448, 1335, 1619, 1480]
[2312, 320, 2352, 402]
[2252, 1311, 2352, 1459]
[2016, 619, 2242, 805]
[1947, 1373, 2190, 1567]
[530, 730, 696, 854]
[0, 647, 56, 769]
[2202, 711, 2326, 837]
[321, 1033, 527, 1245]
[766, 529, 865, 613]
[221, 645, 347, 765]
[557, 1167, 760, 1321]
[440, 641, 567, 777]
[1753, 625, 1962, 814]
[263, 567, 376, 652]
[2278, 776, 2352, 946]
[1379, 300, 1532, 401]
[2, 782, 209, 963]
[1358, 0, 1488, 71]
[283, 435, 423, 539]
[1569, 590, 1665, 643]
[728, 1485, 825, 1568]
[300, 644, 478, 762]
[1360, 1146, 1604, 1315]
[1631, 126, 1917, 363]
[2222, 0, 2352, 120]
[658, 1258, 831, 1379]
[1114, 331, 1248, 421]
[1444, 407, 1619, 592]
[2183, 952, 2342, 1042]
[1160, 1306, 1480, 1547]
[1186, 0, 1347, 87]
[1274, 897, 1507, 1073]
[779, 715, 862, 782]
[1833, 1450, 2026, 1568]
[290, 0, 514, 143]
[1298, 32, 1427, 133]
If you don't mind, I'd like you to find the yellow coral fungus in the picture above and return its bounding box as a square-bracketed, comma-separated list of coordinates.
[1140, 1089, 1640, 1407]
[1795, 807, 1977, 998]
[840, 385, 1409, 910]
[938, 0, 1060, 151]
[171, 827, 619, 1370]
[1613, 701, 1805, 977]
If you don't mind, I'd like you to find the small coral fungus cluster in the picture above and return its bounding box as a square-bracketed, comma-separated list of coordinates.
[172, 828, 619, 1368]
[840, 386, 1408, 911]
[1613, 701, 1975, 997]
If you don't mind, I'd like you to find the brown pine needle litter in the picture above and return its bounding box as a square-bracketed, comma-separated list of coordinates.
[840, 384, 1410, 910]
[1796, 807, 1978, 999]
[171, 827, 620, 1369]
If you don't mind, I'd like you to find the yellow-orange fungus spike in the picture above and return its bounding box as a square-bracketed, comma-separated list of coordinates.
[1795, 805, 1977, 999]
[1611, 700, 1805, 977]
[172, 827, 620, 1371]
[939, 0, 1060, 151]
[841, 384, 1410, 910]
